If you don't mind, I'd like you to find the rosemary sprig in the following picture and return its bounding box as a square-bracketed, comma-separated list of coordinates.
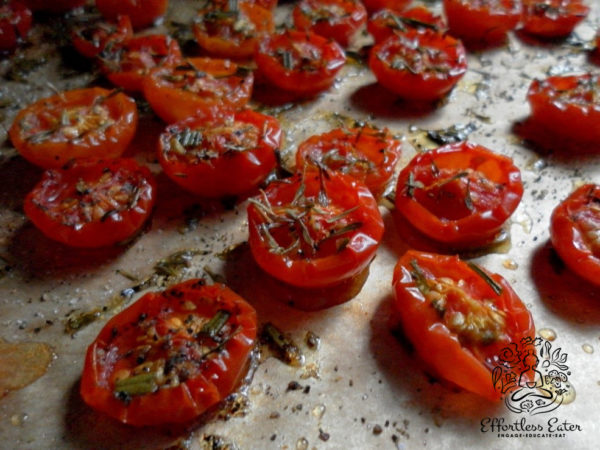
[201, 310, 231, 339]
[467, 262, 503, 295]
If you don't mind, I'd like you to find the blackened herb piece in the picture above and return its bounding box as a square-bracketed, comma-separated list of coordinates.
[426, 123, 477, 146]
[466, 262, 503, 295]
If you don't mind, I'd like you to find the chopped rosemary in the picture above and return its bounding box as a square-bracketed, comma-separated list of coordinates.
[405, 172, 424, 198]
[280, 50, 293, 70]
[464, 179, 474, 211]
[262, 323, 304, 367]
[467, 262, 503, 295]
[114, 372, 158, 397]
[409, 259, 430, 295]
[201, 310, 231, 339]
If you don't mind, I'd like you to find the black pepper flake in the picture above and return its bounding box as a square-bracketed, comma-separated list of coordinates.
[286, 381, 302, 392]
[318, 429, 330, 442]
[303, 385, 310, 394]
[270, 434, 276, 441]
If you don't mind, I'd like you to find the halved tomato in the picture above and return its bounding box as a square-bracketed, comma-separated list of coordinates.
[367, 7, 446, 44]
[95, 0, 168, 30]
[0, 1, 31, 52]
[521, 0, 589, 38]
[71, 15, 133, 59]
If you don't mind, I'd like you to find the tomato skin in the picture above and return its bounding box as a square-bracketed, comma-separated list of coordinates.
[24, 158, 156, 248]
[9, 87, 138, 169]
[295, 126, 401, 199]
[522, 0, 589, 38]
[80, 279, 257, 426]
[395, 142, 523, 247]
[95, 0, 168, 30]
[158, 110, 280, 198]
[367, 7, 446, 44]
[362, 0, 410, 14]
[22, 0, 83, 12]
[247, 170, 384, 289]
[369, 30, 467, 101]
[392, 250, 535, 401]
[0, 1, 31, 52]
[550, 184, 600, 286]
[292, 0, 368, 48]
[143, 57, 254, 124]
[255, 30, 346, 96]
[71, 15, 133, 59]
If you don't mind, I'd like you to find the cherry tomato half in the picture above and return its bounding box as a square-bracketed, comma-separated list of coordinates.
[95, 0, 168, 30]
[71, 15, 133, 59]
[550, 184, 600, 286]
[80, 279, 257, 426]
[247, 169, 384, 289]
[9, 87, 138, 169]
[369, 30, 467, 101]
[0, 1, 31, 52]
[395, 141, 523, 248]
[367, 7, 446, 44]
[143, 57, 254, 124]
[24, 158, 156, 248]
[255, 29, 346, 97]
[158, 110, 281, 198]
[295, 125, 401, 199]
[22, 0, 83, 12]
[521, 0, 589, 38]
[393, 250, 535, 400]
[293, 0, 368, 48]
[362, 0, 410, 14]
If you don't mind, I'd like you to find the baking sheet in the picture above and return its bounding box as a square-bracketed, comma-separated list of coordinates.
[0, 1, 599, 449]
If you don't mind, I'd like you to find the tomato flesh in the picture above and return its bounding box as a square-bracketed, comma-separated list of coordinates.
[0, 1, 31, 52]
[95, 0, 168, 30]
[522, 0, 589, 38]
[71, 15, 133, 59]
[367, 7, 446, 44]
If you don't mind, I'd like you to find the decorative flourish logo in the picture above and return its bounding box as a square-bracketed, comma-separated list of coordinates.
[492, 336, 571, 415]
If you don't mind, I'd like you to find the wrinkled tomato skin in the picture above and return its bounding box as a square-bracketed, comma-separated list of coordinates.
[550, 184, 600, 286]
[143, 57, 254, 124]
[369, 30, 467, 101]
[362, 0, 410, 14]
[393, 250, 535, 401]
[22, 0, 84, 12]
[71, 15, 133, 59]
[0, 1, 31, 52]
[293, 0, 367, 47]
[158, 110, 280, 198]
[521, 0, 589, 38]
[395, 142, 523, 247]
[9, 87, 138, 169]
[24, 158, 156, 248]
[80, 280, 257, 426]
[95, 0, 168, 30]
[367, 7, 446, 44]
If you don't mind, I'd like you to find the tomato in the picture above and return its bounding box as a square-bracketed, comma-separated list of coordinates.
[394, 142, 523, 248]
[550, 184, 600, 286]
[362, 0, 410, 14]
[254, 30, 346, 97]
[80, 279, 257, 426]
[521, 0, 589, 38]
[292, 0, 368, 48]
[295, 125, 402, 199]
[443, 0, 522, 47]
[392, 250, 535, 400]
[158, 110, 280, 198]
[71, 15, 133, 59]
[9, 87, 138, 169]
[99, 34, 182, 92]
[24, 158, 156, 248]
[22, 0, 83, 12]
[527, 74, 600, 144]
[247, 169, 384, 290]
[367, 7, 446, 44]
[143, 57, 254, 124]
[95, 0, 168, 30]
[368, 30, 467, 101]
[193, 1, 274, 60]
[0, 1, 31, 52]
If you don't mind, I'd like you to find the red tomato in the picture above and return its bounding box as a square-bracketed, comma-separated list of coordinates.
[80, 279, 257, 426]
[95, 0, 168, 30]
[367, 7, 446, 44]
[24, 158, 156, 248]
[395, 142, 523, 248]
[293, 0, 368, 47]
[368, 30, 467, 101]
[393, 250, 535, 400]
[527, 74, 600, 144]
[193, 1, 274, 60]
[254, 30, 346, 97]
[22, 0, 83, 12]
[143, 57, 254, 124]
[443, 0, 522, 47]
[247, 169, 384, 289]
[295, 125, 402, 199]
[0, 1, 31, 52]
[71, 15, 133, 59]
[9, 87, 138, 169]
[158, 110, 281, 198]
[550, 184, 600, 286]
[521, 0, 589, 38]
[362, 0, 410, 14]
[99, 34, 182, 92]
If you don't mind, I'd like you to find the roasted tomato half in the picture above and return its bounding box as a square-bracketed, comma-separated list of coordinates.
[293, 0, 368, 48]
[362, 0, 410, 14]
[443, 0, 522, 47]
[247, 169, 384, 289]
[71, 15, 133, 59]
[80, 279, 257, 426]
[367, 7, 446, 44]
[521, 0, 589, 38]
[158, 110, 280, 198]
[22, 0, 83, 12]
[255, 29, 346, 97]
[143, 57, 254, 124]
[9, 87, 138, 169]
[99, 34, 182, 92]
[193, 1, 274, 60]
[0, 1, 31, 52]
[369, 30, 467, 101]
[95, 0, 168, 30]
[550, 184, 600, 286]
[24, 158, 156, 248]
[295, 125, 401, 199]
[394, 141, 523, 248]
[393, 250, 535, 400]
